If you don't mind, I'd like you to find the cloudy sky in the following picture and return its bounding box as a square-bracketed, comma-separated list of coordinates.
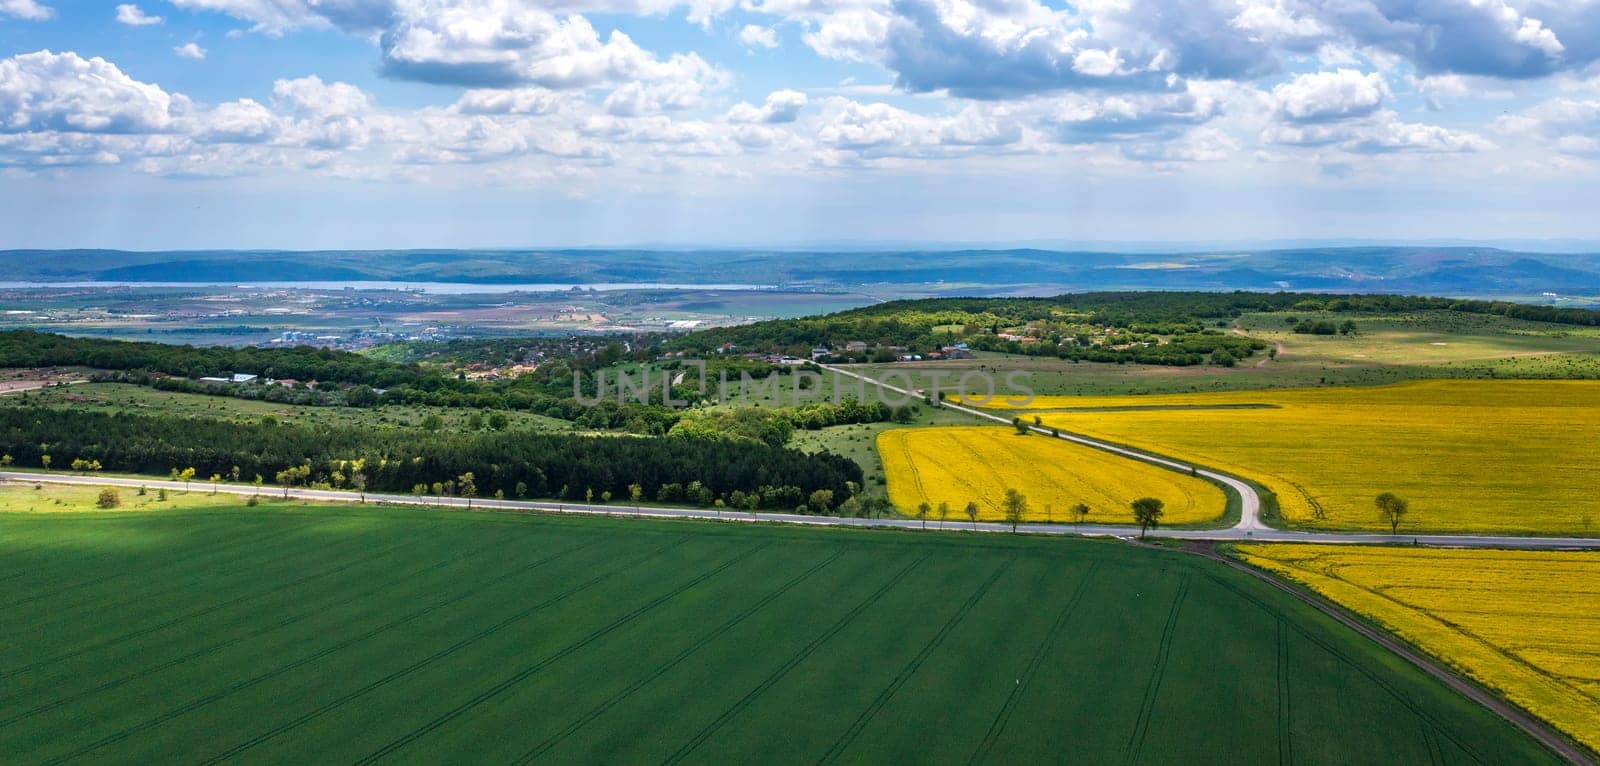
[1, 0, 1599, 249]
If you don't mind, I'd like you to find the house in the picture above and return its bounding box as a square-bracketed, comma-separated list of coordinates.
[231, 373, 259, 384]
[198, 376, 229, 384]
[809, 347, 831, 360]
[941, 346, 975, 359]
[844, 341, 868, 352]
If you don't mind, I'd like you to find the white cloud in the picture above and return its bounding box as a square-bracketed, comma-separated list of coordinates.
[1272, 69, 1388, 123]
[115, 4, 164, 25]
[1266, 111, 1490, 154]
[0, 0, 52, 21]
[174, 43, 208, 60]
[738, 24, 778, 49]
[726, 89, 807, 124]
[0, 50, 185, 134]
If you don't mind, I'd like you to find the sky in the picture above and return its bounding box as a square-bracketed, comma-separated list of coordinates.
[1, 0, 1599, 249]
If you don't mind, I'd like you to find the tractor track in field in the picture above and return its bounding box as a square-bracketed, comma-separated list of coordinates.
[5, 522, 447, 678]
[662, 553, 931, 765]
[969, 561, 1101, 765]
[1, 527, 539, 728]
[1124, 574, 1191, 766]
[193, 536, 688, 764]
[1276, 619, 1293, 766]
[0, 520, 309, 612]
[1199, 552, 1596, 766]
[818, 556, 1016, 765]
[512, 547, 850, 764]
[350, 543, 771, 765]
[46, 536, 630, 765]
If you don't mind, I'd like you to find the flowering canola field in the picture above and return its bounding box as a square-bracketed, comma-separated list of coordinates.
[1002, 380, 1600, 534]
[877, 426, 1225, 524]
[1238, 544, 1600, 754]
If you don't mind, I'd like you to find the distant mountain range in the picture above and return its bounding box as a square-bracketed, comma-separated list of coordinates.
[5, 247, 1600, 296]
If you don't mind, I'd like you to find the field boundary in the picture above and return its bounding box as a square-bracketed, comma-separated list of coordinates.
[1206, 546, 1598, 766]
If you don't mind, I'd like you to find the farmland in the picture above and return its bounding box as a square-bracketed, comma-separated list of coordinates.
[1237, 544, 1600, 754]
[0, 500, 1562, 764]
[877, 426, 1227, 525]
[1002, 380, 1600, 534]
[3, 382, 575, 433]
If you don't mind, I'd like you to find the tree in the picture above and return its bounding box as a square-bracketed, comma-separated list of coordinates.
[629, 483, 643, 507]
[209, 473, 222, 494]
[1131, 497, 1165, 538]
[1071, 502, 1090, 526]
[515, 481, 528, 499]
[916, 501, 930, 530]
[1012, 417, 1029, 435]
[458, 472, 477, 508]
[178, 467, 196, 491]
[420, 413, 444, 432]
[965, 500, 980, 529]
[808, 488, 834, 513]
[937, 501, 950, 529]
[0, 454, 11, 467]
[1002, 488, 1028, 532]
[1375, 492, 1409, 534]
[97, 488, 120, 509]
[40, 454, 50, 471]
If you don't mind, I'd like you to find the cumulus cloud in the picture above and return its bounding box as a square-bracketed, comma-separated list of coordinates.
[738, 24, 778, 49]
[1266, 111, 1490, 153]
[1272, 69, 1387, 123]
[883, 0, 1173, 99]
[726, 89, 807, 124]
[0, 50, 186, 134]
[115, 4, 163, 25]
[174, 43, 208, 60]
[1040, 89, 1220, 143]
[0, 0, 52, 20]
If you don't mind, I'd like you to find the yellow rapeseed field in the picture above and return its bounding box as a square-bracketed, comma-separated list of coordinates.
[1238, 544, 1600, 754]
[877, 426, 1226, 524]
[1002, 380, 1600, 534]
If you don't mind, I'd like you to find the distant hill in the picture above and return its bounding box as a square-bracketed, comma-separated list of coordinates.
[4, 247, 1600, 296]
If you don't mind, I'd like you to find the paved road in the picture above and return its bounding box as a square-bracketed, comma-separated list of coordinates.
[6, 468, 1598, 551]
[818, 364, 1600, 550]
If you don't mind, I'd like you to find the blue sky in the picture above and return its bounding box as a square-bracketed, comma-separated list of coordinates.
[1, 0, 1599, 249]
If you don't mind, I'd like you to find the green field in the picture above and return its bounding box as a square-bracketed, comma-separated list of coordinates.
[4, 382, 573, 433]
[0, 503, 1560, 763]
[849, 310, 1600, 397]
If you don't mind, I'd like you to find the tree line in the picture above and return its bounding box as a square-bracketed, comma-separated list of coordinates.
[0, 408, 862, 511]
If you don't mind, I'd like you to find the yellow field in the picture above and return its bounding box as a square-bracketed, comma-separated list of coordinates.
[1238, 544, 1600, 754]
[1003, 380, 1600, 534]
[876, 426, 1226, 524]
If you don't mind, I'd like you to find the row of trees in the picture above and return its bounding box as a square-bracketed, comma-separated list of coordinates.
[0, 408, 862, 511]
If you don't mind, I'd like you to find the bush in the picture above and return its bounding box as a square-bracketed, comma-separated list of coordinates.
[246, 495, 260, 507]
[97, 488, 121, 509]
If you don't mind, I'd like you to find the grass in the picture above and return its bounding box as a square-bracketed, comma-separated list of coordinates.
[787, 403, 971, 499]
[3, 382, 573, 433]
[1238, 544, 1600, 755]
[846, 309, 1600, 398]
[876, 426, 1227, 525]
[1003, 380, 1600, 535]
[0, 501, 1564, 763]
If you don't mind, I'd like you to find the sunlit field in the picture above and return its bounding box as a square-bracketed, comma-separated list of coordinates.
[1238, 544, 1600, 753]
[877, 426, 1226, 525]
[998, 380, 1600, 534]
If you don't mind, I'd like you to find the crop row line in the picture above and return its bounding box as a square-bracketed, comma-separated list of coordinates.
[5, 519, 450, 679]
[819, 556, 1017, 765]
[1124, 574, 1192, 766]
[351, 542, 772, 764]
[512, 546, 850, 764]
[1277, 619, 1292, 766]
[48, 535, 628, 765]
[662, 553, 932, 766]
[195, 535, 686, 764]
[1201, 572, 1490, 766]
[969, 561, 1102, 765]
[1, 524, 540, 728]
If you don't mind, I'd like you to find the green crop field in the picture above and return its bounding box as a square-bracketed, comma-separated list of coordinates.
[0, 503, 1559, 764]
